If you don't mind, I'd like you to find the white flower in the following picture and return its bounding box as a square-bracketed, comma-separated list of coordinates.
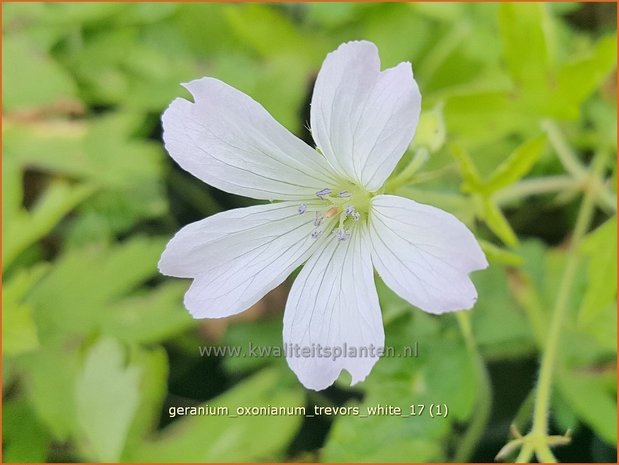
[159, 41, 488, 390]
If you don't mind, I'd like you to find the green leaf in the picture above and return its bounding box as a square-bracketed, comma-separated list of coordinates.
[579, 217, 617, 317]
[173, 3, 240, 56]
[250, 54, 312, 133]
[2, 35, 80, 112]
[129, 368, 304, 462]
[576, 301, 617, 355]
[444, 91, 533, 145]
[101, 282, 195, 345]
[19, 345, 81, 440]
[3, 279, 41, 356]
[27, 236, 167, 345]
[3, 181, 96, 270]
[121, 346, 169, 459]
[585, 97, 617, 152]
[2, 265, 48, 354]
[484, 135, 546, 193]
[553, 34, 617, 119]
[2, 155, 23, 225]
[223, 4, 325, 63]
[4, 113, 167, 236]
[324, 414, 444, 462]
[7, 113, 163, 190]
[120, 44, 197, 111]
[112, 3, 178, 25]
[499, 3, 551, 90]
[471, 264, 536, 358]
[75, 338, 142, 462]
[577, 217, 617, 350]
[516, 241, 613, 369]
[557, 368, 617, 446]
[2, 399, 50, 463]
[222, 318, 284, 373]
[35, 2, 126, 25]
[449, 143, 482, 192]
[479, 197, 519, 247]
[360, 3, 431, 69]
[305, 3, 362, 29]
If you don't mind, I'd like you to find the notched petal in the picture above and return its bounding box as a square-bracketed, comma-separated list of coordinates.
[310, 41, 422, 191]
[162, 77, 340, 201]
[283, 228, 384, 390]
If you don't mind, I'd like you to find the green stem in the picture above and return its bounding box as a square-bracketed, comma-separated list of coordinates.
[528, 150, 608, 458]
[496, 174, 615, 212]
[542, 120, 587, 179]
[512, 390, 535, 434]
[515, 442, 534, 463]
[542, 121, 615, 211]
[494, 176, 577, 206]
[535, 442, 557, 463]
[385, 147, 430, 192]
[454, 312, 492, 462]
[593, 177, 617, 212]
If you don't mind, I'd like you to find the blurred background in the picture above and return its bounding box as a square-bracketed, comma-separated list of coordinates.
[2, 2, 617, 462]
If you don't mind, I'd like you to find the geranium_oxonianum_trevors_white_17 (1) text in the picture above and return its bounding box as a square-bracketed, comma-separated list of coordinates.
[158, 40, 488, 390]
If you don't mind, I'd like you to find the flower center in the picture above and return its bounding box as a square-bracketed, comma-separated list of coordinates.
[298, 185, 372, 241]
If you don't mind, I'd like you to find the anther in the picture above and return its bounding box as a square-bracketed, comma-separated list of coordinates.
[316, 188, 332, 200]
[351, 211, 360, 221]
[334, 228, 351, 241]
[344, 205, 355, 216]
[314, 211, 324, 227]
[311, 229, 323, 240]
[298, 204, 307, 215]
[338, 191, 351, 198]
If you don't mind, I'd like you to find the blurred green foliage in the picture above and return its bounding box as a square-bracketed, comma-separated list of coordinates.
[2, 2, 617, 462]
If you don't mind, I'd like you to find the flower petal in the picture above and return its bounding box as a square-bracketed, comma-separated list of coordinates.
[159, 202, 328, 318]
[162, 77, 340, 201]
[283, 226, 384, 390]
[310, 41, 421, 192]
[368, 195, 488, 314]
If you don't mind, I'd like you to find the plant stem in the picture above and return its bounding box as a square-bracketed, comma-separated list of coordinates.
[528, 150, 608, 460]
[542, 120, 587, 179]
[515, 442, 534, 463]
[454, 312, 492, 462]
[385, 147, 430, 192]
[494, 176, 577, 206]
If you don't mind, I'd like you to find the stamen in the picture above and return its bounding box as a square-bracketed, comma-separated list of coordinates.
[314, 211, 324, 227]
[311, 229, 323, 240]
[344, 205, 355, 216]
[334, 228, 351, 241]
[351, 211, 360, 221]
[316, 188, 332, 200]
[298, 204, 307, 215]
[338, 191, 351, 198]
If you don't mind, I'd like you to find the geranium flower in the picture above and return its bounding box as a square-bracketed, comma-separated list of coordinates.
[159, 41, 487, 390]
